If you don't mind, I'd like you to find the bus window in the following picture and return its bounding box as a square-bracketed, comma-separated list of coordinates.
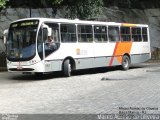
[131, 27, 142, 42]
[108, 26, 120, 42]
[40, 23, 60, 57]
[142, 27, 148, 42]
[78, 25, 93, 42]
[120, 27, 131, 41]
[44, 23, 59, 43]
[60, 24, 76, 43]
[94, 26, 107, 42]
[7, 21, 38, 61]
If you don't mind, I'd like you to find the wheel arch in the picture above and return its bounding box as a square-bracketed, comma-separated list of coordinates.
[123, 53, 131, 64]
[62, 56, 76, 71]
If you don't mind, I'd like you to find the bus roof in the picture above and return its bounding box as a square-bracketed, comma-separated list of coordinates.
[11, 18, 149, 27]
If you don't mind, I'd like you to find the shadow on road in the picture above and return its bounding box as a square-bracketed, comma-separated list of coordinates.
[10, 71, 64, 81]
[8, 65, 144, 81]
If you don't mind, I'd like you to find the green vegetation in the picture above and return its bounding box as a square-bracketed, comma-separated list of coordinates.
[0, 0, 6, 9]
[0, 0, 104, 19]
[66, 0, 103, 19]
[49, 0, 104, 19]
[49, 0, 63, 5]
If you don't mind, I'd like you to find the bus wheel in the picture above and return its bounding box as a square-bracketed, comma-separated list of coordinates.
[63, 59, 71, 77]
[121, 55, 130, 71]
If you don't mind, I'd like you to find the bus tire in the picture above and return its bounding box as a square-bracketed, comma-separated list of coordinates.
[63, 59, 71, 77]
[121, 55, 130, 71]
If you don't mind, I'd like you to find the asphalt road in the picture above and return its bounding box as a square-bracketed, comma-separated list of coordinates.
[0, 63, 160, 115]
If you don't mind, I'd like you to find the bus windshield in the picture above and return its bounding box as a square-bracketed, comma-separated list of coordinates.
[7, 20, 39, 61]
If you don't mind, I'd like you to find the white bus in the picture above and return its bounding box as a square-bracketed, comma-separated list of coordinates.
[6, 18, 151, 76]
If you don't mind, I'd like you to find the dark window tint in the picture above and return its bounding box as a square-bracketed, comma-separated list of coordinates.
[120, 27, 131, 41]
[108, 26, 120, 42]
[78, 25, 93, 42]
[142, 27, 148, 42]
[7, 21, 38, 61]
[94, 26, 108, 42]
[132, 27, 142, 42]
[61, 24, 76, 42]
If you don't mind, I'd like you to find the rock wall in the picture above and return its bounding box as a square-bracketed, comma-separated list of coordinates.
[0, 8, 55, 37]
[102, 7, 160, 49]
[0, 7, 160, 51]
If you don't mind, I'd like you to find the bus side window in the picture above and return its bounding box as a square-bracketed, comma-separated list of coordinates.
[78, 25, 93, 42]
[94, 26, 107, 42]
[52, 29, 59, 42]
[132, 27, 142, 42]
[108, 26, 120, 42]
[60, 24, 76, 43]
[142, 27, 148, 42]
[120, 27, 131, 41]
[44, 23, 60, 43]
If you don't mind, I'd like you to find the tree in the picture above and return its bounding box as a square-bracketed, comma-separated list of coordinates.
[46, 0, 64, 17]
[0, 0, 6, 9]
[0, 0, 104, 20]
[49, 0, 104, 19]
[65, 0, 104, 19]
[49, 0, 63, 5]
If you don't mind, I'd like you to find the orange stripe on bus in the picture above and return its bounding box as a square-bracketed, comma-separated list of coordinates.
[115, 42, 132, 63]
[109, 42, 119, 66]
[121, 23, 137, 27]
[109, 42, 132, 66]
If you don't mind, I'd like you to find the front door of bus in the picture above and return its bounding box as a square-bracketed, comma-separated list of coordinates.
[37, 25, 52, 72]
[41, 25, 60, 71]
[42, 27, 53, 71]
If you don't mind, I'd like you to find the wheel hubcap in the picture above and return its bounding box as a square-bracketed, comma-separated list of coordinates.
[124, 59, 128, 68]
[69, 64, 71, 72]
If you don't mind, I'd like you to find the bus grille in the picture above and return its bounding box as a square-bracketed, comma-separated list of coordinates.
[9, 68, 34, 71]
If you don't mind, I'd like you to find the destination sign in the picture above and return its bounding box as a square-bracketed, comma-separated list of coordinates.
[11, 20, 39, 28]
